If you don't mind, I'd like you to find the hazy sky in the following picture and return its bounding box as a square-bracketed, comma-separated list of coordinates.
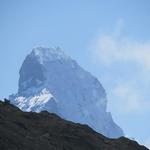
[0, 0, 150, 148]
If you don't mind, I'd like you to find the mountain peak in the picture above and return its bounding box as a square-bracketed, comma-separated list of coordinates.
[31, 47, 70, 64]
[10, 46, 124, 138]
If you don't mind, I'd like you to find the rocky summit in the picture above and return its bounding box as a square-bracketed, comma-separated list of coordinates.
[10, 47, 123, 138]
[0, 100, 148, 150]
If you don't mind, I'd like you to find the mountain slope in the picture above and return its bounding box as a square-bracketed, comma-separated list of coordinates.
[10, 47, 123, 138]
[0, 100, 148, 150]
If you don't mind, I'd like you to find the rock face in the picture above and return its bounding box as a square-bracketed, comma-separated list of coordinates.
[0, 101, 148, 150]
[10, 47, 123, 138]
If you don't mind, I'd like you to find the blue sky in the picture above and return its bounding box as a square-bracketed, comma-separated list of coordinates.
[0, 0, 150, 148]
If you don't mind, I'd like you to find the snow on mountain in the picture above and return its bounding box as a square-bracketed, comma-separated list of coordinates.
[10, 47, 124, 138]
[11, 88, 58, 113]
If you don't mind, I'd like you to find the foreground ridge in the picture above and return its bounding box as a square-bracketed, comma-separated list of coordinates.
[0, 100, 148, 150]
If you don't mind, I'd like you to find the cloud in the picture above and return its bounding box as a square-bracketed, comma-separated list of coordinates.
[91, 21, 150, 70]
[89, 19, 150, 148]
[90, 19, 150, 113]
[111, 84, 149, 113]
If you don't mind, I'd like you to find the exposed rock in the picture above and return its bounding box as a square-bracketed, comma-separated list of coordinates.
[0, 101, 148, 150]
[10, 47, 123, 138]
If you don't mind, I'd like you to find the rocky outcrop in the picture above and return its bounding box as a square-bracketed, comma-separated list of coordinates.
[10, 47, 123, 138]
[0, 100, 148, 150]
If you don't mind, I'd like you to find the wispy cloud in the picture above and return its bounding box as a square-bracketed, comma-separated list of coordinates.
[112, 83, 150, 113]
[89, 20, 150, 146]
[91, 20, 150, 70]
[90, 19, 150, 113]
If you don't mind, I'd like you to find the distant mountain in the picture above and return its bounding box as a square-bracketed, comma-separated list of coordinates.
[10, 47, 123, 138]
[0, 101, 148, 150]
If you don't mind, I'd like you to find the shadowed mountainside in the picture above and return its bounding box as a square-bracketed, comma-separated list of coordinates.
[0, 100, 148, 150]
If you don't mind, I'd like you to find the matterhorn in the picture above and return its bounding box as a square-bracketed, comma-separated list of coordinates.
[10, 47, 123, 138]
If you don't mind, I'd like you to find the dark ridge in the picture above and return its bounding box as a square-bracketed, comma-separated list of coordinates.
[0, 100, 148, 150]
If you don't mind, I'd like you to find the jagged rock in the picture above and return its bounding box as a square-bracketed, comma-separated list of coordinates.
[0, 101, 148, 150]
[10, 47, 123, 138]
